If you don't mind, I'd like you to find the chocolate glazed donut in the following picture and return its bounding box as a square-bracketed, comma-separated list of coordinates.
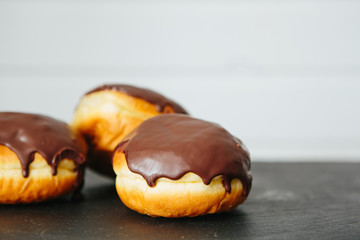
[72, 84, 188, 178]
[113, 114, 252, 217]
[0, 112, 87, 203]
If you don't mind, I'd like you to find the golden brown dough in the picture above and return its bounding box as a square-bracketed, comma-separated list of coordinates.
[113, 151, 247, 217]
[0, 146, 78, 203]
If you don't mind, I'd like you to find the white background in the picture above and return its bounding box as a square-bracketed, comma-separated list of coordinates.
[0, 0, 359, 161]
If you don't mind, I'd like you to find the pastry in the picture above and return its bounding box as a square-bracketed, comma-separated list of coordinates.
[113, 114, 252, 217]
[0, 112, 87, 203]
[72, 84, 187, 177]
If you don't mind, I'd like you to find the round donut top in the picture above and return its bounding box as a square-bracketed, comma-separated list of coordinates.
[86, 84, 188, 114]
[0, 112, 87, 178]
[116, 114, 252, 194]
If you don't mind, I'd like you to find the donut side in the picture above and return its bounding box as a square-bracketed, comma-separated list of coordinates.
[0, 146, 78, 204]
[72, 90, 180, 177]
[113, 151, 247, 217]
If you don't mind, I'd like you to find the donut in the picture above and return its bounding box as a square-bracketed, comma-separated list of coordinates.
[72, 84, 188, 177]
[0, 112, 87, 204]
[113, 114, 252, 217]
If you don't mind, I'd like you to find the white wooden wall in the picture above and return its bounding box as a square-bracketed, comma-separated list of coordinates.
[1, 0, 359, 161]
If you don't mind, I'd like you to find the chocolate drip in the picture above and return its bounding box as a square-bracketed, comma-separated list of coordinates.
[116, 114, 252, 195]
[0, 112, 87, 195]
[86, 84, 188, 114]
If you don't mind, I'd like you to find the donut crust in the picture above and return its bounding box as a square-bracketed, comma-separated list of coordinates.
[0, 145, 78, 204]
[72, 90, 179, 177]
[113, 151, 247, 217]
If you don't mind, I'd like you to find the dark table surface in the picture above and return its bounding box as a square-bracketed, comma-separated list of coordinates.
[1, 162, 359, 240]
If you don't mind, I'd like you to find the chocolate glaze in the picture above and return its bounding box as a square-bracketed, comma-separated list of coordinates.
[116, 114, 252, 195]
[86, 84, 188, 114]
[0, 112, 87, 196]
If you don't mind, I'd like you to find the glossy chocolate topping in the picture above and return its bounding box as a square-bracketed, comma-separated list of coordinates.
[86, 84, 188, 114]
[116, 114, 252, 195]
[0, 112, 87, 194]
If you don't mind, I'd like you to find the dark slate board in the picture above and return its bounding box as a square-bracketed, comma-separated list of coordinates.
[1, 162, 359, 240]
